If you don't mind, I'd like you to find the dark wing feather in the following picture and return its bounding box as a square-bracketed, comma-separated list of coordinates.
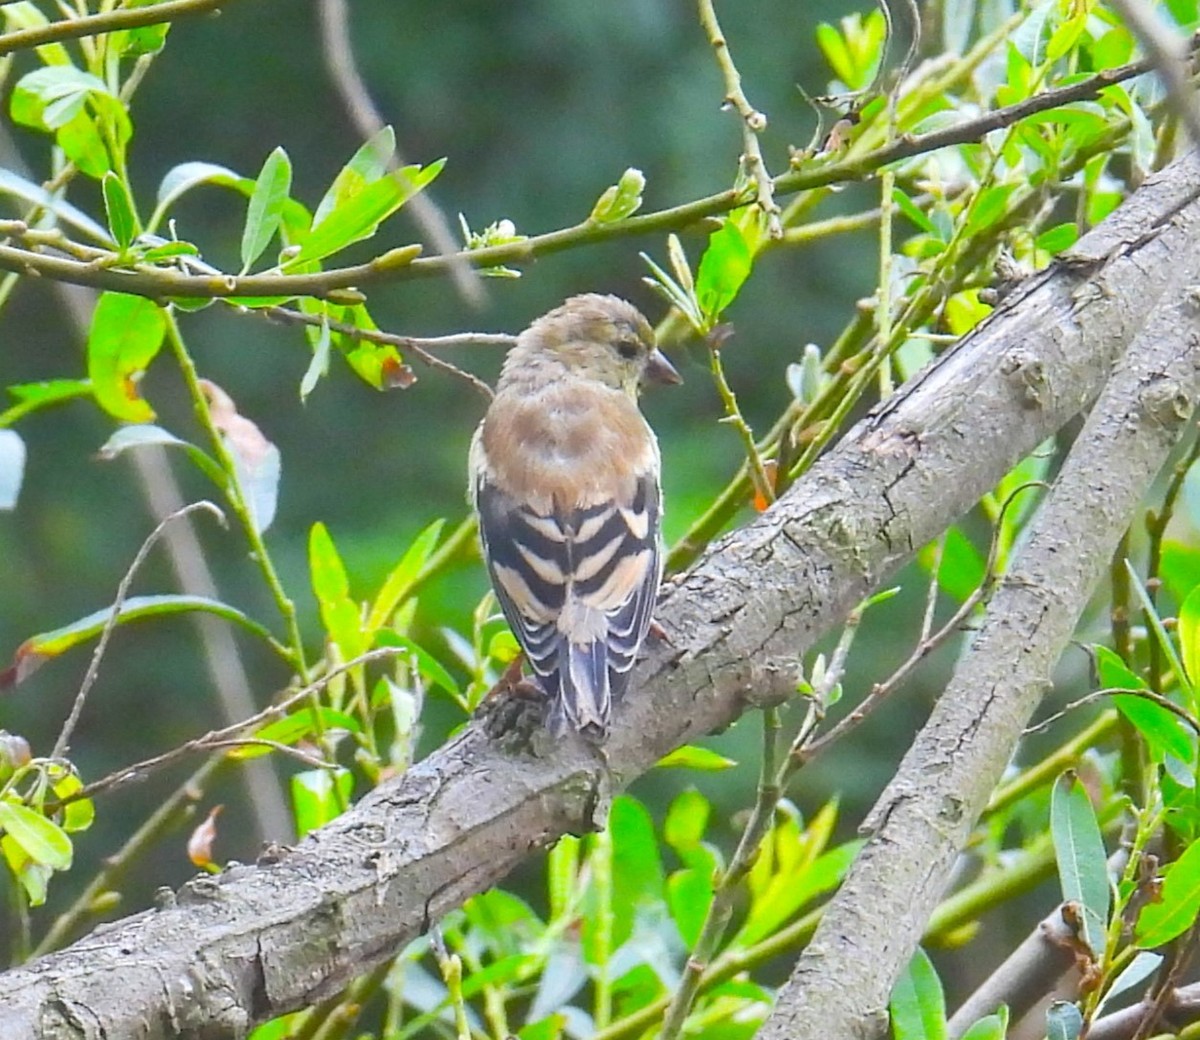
[566, 472, 662, 700]
[474, 477, 568, 680]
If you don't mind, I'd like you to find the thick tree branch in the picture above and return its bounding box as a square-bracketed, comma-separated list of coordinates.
[3, 152, 1200, 1039]
[758, 165, 1200, 1040]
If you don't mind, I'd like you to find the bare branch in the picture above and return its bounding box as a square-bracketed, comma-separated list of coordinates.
[0, 0, 237, 57]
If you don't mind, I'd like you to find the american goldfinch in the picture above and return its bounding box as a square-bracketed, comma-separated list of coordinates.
[470, 294, 680, 740]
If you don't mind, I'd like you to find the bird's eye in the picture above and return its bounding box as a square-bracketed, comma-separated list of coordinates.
[616, 340, 640, 360]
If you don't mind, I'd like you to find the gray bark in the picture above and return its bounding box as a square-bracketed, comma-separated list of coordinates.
[759, 160, 1200, 1040]
[2, 152, 1200, 1039]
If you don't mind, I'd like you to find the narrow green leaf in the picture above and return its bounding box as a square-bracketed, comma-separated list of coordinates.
[299, 318, 331, 403]
[290, 767, 352, 838]
[1178, 583, 1200, 696]
[664, 788, 710, 853]
[1136, 838, 1200, 947]
[308, 522, 366, 663]
[1094, 646, 1196, 765]
[958, 1011, 1007, 1040]
[97, 423, 227, 490]
[86, 292, 166, 422]
[228, 707, 362, 760]
[312, 125, 396, 228]
[366, 518, 446, 633]
[241, 146, 292, 271]
[547, 834, 581, 921]
[892, 186, 939, 236]
[608, 795, 666, 948]
[889, 947, 947, 1040]
[0, 801, 72, 870]
[1, 594, 277, 688]
[150, 160, 247, 231]
[1128, 560, 1193, 701]
[374, 632, 461, 697]
[101, 172, 140, 250]
[1050, 771, 1110, 958]
[667, 867, 713, 947]
[695, 219, 753, 323]
[0, 168, 110, 242]
[0, 430, 25, 510]
[656, 744, 737, 771]
[285, 159, 444, 268]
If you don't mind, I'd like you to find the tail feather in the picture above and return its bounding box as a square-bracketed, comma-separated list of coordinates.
[548, 640, 611, 740]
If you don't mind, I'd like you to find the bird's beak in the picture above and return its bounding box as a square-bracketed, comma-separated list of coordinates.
[644, 348, 682, 386]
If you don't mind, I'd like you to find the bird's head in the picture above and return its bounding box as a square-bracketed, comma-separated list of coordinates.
[517, 293, 681, 396]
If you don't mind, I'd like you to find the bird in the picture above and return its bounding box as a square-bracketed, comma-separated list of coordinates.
[469, 293, 680, 740]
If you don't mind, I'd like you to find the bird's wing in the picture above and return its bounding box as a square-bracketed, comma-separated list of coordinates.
[474, 477, 568, 681]
[565, 470, 662, 697]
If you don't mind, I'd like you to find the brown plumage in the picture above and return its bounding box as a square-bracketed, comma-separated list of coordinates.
[469, 294, 679, 739]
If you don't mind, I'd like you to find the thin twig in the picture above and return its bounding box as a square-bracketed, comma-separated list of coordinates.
[259, 304, 503, 399]
[1023, 685, 1200, 737]
[0, 0, 237, 57]
[0, 53, 1159, 301]
[695, 0, 781, 237]
[65, 647, 401, 804]
[1107, 0, 1200, 145]
[52, 501, 226, 759]
[314, 0, 485, 307]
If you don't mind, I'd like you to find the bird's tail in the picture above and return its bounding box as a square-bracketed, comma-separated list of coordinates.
[548, 639, 611, 741]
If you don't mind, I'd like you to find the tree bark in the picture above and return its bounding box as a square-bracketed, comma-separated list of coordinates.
[759, 211, 1200, 1039]
[3, 152, 1200, 1040]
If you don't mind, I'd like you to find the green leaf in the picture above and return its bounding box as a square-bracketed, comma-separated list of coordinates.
[667, 867, 713, 947]
[149, 160, 248, 232]
[892, 186, 939, 236]
[1178, 583, 1200, 696]
[51, 771, 95, 834]
[308, 522, 367, 663]
[374, 632, 461, 698]
[299, 318, 331, 403]
[1127, 561, 1193, 703]
[1, 594, 277, 688]
[1051, 771, 1110, 958]
[241, 146, 292, 270]
[1136, 838, 1200, 947]
[1161, 541, 1200, 608]
[547, 834, 581, 921]
[1096, 646, 1197, 766]
[0, 379, 92, 427]
[1, 833, 52, 905]
[366, 518, 446, 633]
[589, 167, 645, 223]
[285, 159, 445, 268]
[86, 292, 166, 422]
[1045, 1001, 1083, 1040]
[97, 423, 227, 490]
[889, 947, 946, 1040]
[815, 21, 855, 86]
[918, 526, 985, 602]
[1036, 222, 1078, 255]
[290, 767, 352, 838]
[0, 430, 25, 510]
[0, 800, 72, 870]
[959, 1011, 1008, 1040]
[608, 795, 666, 948]
[695, 219, 753, 323]
[313, 125, 397, 228]
[0, 168, 110, 242]
[228, 707, 362, 759]
[656, 744, 737, 771]
[664, 788, 710, 853]
[102, 172, 140, 250]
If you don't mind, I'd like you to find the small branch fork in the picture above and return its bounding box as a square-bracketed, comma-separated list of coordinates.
[0, 52, 1160, 301]
[696, 0, 782, 238]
